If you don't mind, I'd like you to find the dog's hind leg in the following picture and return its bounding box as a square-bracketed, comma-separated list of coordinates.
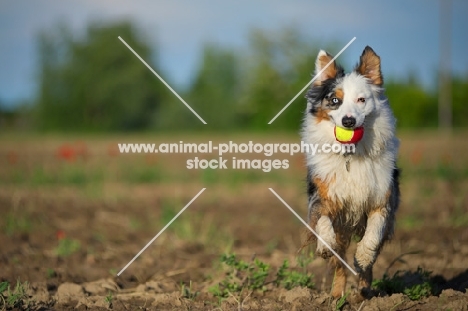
[330, 255, 347, 298]
[329, 228, 351, 298]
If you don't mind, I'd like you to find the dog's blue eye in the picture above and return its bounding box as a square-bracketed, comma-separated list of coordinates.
[331, 98, 340, 104]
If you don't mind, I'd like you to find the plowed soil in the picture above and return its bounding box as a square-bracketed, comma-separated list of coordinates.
[1, 133, 467, 310]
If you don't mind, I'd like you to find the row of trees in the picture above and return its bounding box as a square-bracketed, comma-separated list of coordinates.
[10, 21, 468, 131]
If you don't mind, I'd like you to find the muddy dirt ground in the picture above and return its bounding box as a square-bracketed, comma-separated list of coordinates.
[1, 133, 468, 310]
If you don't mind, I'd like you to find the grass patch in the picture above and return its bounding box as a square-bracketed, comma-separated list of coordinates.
[0, 162, 105, 187]
[2, 212, 32, 236]
[398, 215, 424, 230]
[180, 281, 199, 300]
[158, 199, 234, 252]
[448, 202, 468, 227]
[450, 213, 468, 227]
[335, 291, 349, 310]
[30, 164, 102, 186]
[0, 280, 30, 309]
[209, 253, 314, 298]
[104, 291, 113, 308]
[372, 267, 437, 300]
[55, 237, 81, 257]
[123, 164, 162, 183]
[399, 160, 468, 182]
[46, 268, 57, 279]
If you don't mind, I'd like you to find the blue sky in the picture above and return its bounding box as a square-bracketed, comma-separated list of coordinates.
[0, 0, 467, 108]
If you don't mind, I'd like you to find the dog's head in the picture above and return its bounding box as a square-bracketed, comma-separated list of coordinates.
[306, 46, 384, 129]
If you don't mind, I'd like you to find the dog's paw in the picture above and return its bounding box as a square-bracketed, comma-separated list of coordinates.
[316, 246, 334, 259]
[347, 288, 375, 303]
[316, 239, 337, 259]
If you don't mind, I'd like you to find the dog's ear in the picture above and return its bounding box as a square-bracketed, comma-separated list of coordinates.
[314, 50, 338, 85]
[357, 46, 383, 86]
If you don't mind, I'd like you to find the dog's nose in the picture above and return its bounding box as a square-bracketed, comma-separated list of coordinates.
[342, 116, 356, 128]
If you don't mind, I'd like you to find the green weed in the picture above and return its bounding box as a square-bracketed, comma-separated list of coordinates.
[209, 254, 269, 297]
[0, 280, 30, 309]
[398, 215, 424, 230]
[26, 162, 105, 186]
[372, 267, 436, 300]
[275, 260, 314, 290]
[265, 239, 278, 255]
[158, 199, 234, 252]
[104, 291, 113, 307]
[201, 167, 219, 185]
[209, 253, 314, 298]
[276, 252, 314, 290]
[335, 291, 349, 310]
[180, 281, 199, 300]
[3, 212, 31, 236]
[46, 268, 57, 279]
[129, 218, 143, 230]
[449, 204, 468, 227]
[55, 237, 81, 257]
[60, 166, 89, 185]
[123, 165, 161, 183]
[160, 199, 179, 225]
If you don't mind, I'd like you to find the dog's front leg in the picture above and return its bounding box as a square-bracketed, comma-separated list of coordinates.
[354, 210, 387, 271]
[354, 209, 387, 294]
[315, 215, 337, 258]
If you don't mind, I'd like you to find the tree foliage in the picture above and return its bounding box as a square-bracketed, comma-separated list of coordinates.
[185, 44, 242, 130]
[30, 20, 468, 132]
[184, 28, 339, 131]
[35, 21, 166, 131]
[385, 79, 438, 128]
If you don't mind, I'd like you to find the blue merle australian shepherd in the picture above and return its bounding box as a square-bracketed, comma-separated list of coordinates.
[301, 46, 400, 299]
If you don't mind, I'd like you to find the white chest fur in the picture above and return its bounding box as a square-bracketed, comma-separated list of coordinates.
[309, 151, 394, 209]
[302, 105, 399, 220]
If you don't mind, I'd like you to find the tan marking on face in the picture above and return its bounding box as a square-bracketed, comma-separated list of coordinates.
[335, 89, 344, 101]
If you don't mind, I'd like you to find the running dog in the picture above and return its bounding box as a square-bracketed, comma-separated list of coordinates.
[301, 46, 400, 299]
